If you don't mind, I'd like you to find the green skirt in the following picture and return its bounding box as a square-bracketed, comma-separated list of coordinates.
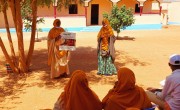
[97, 53, 117, 75]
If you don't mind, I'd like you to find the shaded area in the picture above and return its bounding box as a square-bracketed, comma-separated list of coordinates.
[68, 46, 98, 73]
[116, 36, 135, 40]
[115, 51, 150, 67]
[0, 74, 27, 109]
[0, 46, 150, 109]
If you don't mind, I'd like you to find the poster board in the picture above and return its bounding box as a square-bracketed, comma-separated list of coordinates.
[59, 32, 76, 51]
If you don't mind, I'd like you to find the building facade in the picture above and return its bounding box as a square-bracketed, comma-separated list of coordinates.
[0, 0, 179, 28]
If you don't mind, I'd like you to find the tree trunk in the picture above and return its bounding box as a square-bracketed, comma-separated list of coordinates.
[26, 0, 37, 68]
[8, 0, 28, 73]
[8, 0, 17, 30]
[1, 0, 17, 65]
[0, 37, 19, 73]
[117, 32, 120, 38]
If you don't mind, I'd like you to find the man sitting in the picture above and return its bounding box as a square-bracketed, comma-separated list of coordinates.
[146, 54, 180, 110]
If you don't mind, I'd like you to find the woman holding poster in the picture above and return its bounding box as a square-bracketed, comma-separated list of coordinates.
[48, 19, 70, 79]
[97, 18, 117, 75]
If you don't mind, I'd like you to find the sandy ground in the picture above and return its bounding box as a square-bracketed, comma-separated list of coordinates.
[0, 25, 180, 110]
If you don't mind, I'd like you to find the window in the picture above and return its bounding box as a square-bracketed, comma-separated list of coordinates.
[69, 4, 78, 14]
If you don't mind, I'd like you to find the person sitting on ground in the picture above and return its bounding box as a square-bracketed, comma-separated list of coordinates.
[53, 70, 102, 110]
[48, 19, 70, 79]
[146, 54, 180, 110]
[102, 67, 152, 110]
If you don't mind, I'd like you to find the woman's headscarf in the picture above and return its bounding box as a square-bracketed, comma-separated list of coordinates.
[97, 18, 115, 53]
[59, 70, 102, 110]
[126, 108, 140, 110]
[53, 19, 61, 27]
[102, 67, 152, 110]
[97, 18, 114, 39]
[48, 19, 65, 39]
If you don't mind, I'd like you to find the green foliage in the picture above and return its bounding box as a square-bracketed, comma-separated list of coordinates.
[23, 17, 45, 32]
[37, 0, 52, 8]
[103, 5, 135, 37]
[21, 0, 45, 32]
[56, 0, 85, 11]
[21, 0, 32, 20]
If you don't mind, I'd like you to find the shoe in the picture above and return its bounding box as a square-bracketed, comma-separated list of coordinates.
[54, 73, 67, 79]
[61, 72, 69, 78]
[97, 72, 101, 75]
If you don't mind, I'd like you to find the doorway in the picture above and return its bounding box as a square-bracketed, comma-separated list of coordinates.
[91, 4, 99, 25]
[135, 4, 140, 13]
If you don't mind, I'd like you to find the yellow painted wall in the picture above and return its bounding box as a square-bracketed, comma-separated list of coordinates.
[143, 0, 153, 13]
[0, 0, 169, 28]
[86, 0, 113, 25]
[0, 9, 14, 28]
[37, 3, 85, 17]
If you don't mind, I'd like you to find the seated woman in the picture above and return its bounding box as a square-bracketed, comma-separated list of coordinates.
[102, 67, 152, 110]
[53, 70, 102, 110]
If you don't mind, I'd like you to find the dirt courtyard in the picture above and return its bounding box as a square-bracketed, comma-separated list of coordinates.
[0, 25, 180, 110]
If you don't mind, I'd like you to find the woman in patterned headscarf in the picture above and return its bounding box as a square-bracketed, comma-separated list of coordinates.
[102, 67, 152, 110]
[53, 70, 102, 110]
[97, 18, 117, 75]
[48, 19, 70, 79]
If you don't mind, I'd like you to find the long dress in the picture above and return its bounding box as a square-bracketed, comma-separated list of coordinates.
[97, 19, 117, 75]
[48, 26, 70, 78]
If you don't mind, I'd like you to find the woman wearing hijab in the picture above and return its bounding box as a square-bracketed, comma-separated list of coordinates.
[53, 70, 102, 110]
[97, 18, 117, 75]
[102, 67, 152, 110]
[48, 19, 70, 79]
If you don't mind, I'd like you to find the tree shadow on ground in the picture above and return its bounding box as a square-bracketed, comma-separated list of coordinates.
[0, 46, 150, 108]
[115, 50, 150, 67]
[0, 72, 27, 109]
[0, 60, 26, 105]
[116, 36, 135, 41]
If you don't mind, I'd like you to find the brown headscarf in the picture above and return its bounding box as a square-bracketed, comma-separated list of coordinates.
[48, 19, 65, 39]
[126, 108, 140, 110]
[102, 67, 152, 110]
[59, 70, 102, 110]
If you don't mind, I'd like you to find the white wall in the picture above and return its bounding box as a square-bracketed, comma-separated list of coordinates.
[134, 14, 161, 24]
[37, 16, 86, 29]
[168, 2, 180, 23]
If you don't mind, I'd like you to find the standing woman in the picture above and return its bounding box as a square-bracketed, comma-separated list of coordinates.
[48, 19, 70, 79]
[97, 18, 117, 75]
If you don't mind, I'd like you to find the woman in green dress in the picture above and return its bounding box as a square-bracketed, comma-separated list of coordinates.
[97, 18, 117, 75]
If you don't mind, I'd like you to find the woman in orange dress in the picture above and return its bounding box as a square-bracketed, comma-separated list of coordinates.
[53, 70, 102, 110]
[48, 19, 70, 79]
[102, 67, 152, 110]
[97, 18, 117, 75]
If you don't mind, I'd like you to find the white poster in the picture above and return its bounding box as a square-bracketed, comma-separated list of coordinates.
[59, 32, 76, 51]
